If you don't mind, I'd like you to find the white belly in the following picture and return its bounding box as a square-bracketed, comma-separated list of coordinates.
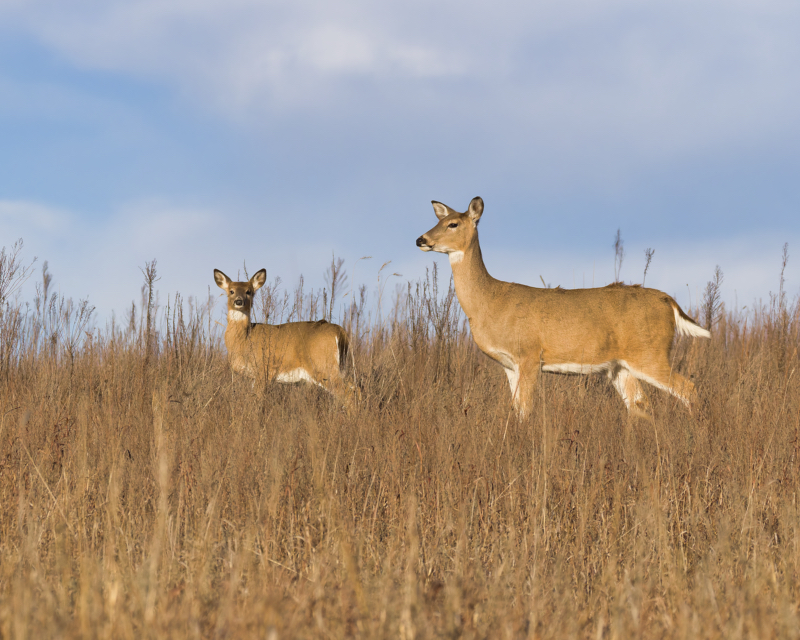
[541, 362, 612, 374]
[274, 368, 318, 386]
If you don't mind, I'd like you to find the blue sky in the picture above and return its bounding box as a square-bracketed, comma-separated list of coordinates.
[1, 0, 799, 322]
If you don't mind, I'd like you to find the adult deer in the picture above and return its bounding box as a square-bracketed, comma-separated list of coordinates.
[214, 268, 357, 412]
[416, 197, 710, 419]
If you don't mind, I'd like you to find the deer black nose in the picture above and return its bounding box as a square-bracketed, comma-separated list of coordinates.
[234, 299, 244, 307]
[416, 236, 426, 247]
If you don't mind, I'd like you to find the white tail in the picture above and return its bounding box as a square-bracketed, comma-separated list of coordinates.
[214, 268, 357, 412]
[673, 306, 711, 338]
[416, 197, 710, 419]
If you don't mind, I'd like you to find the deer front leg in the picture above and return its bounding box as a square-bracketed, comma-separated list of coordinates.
[504, 364, 538, 419]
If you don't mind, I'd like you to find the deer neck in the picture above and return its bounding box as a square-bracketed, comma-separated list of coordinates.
[226, 309, 251, 342]
[448, 237, 495, 317]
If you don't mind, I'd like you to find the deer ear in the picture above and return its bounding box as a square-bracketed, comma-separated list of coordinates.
[432, 201, 449, 220]
[214, 269, 231, 290]
[468, 197, 483, 223]
[251, 269, 267, 291]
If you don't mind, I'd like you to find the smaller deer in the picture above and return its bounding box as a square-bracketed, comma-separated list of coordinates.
[214, 268, 356, 412]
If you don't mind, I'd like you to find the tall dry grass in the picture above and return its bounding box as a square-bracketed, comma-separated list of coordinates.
[1, 246, 800, 639]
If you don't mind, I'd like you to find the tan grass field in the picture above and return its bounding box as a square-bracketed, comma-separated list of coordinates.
[1, 248, 799, 639]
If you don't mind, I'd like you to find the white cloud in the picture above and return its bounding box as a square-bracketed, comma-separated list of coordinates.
[0, 200, 72, 233]
[0, 0, 793, 194]
[4, 0, 797, 123]
[0, 1, 469, 107]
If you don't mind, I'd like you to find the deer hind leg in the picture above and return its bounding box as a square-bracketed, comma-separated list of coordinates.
[608, 365, 651, 420]
[629, 364, 697, 410]
[314, 358, 359, 415]
[323, 373, 359, 415]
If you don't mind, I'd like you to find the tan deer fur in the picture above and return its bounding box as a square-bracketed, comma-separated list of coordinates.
[214, 268, 356, 412]
[416, 197, 710, 419]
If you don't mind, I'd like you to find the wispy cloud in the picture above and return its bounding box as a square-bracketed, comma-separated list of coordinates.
[5, 0, 799, 137]
[1, 0, 796, 207]
[0, 200, 72, 232]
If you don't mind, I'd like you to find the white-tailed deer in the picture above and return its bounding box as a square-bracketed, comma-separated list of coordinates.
[214, 269, 357, 412]
[416, 197, 710, 419]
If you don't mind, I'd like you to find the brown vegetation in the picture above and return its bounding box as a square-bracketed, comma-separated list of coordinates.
[1, 248, 800, 639]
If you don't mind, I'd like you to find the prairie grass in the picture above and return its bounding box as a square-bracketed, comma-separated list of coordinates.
[1, 249, 800, 639]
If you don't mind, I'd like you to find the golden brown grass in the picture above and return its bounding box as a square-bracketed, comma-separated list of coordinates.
[1, 254, 800, 639]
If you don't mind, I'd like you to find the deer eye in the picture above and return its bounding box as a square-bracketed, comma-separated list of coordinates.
[229, 290, 234, 295]
[448, 223, 458, 229]
[246, 290, 252, 295]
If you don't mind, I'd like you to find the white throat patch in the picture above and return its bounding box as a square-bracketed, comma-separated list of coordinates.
[228, 309, 249, 323]
[449, 251, 464, 265]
